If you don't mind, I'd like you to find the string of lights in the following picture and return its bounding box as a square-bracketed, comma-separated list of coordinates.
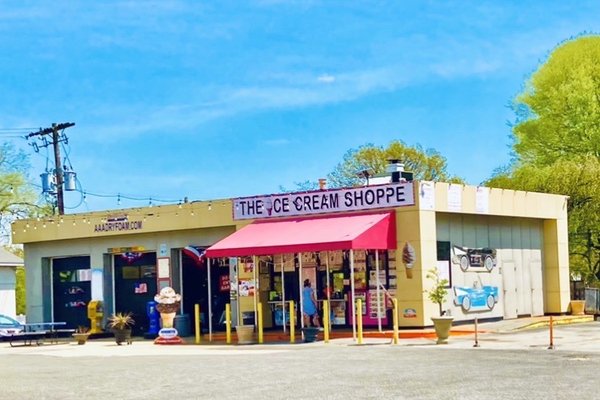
[15, 198, 230, 235]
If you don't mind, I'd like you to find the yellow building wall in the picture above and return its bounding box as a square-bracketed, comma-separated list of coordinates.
[394, 208, 438, 327]
[12, 199, 235, 244]
[12, 181, 571, 327]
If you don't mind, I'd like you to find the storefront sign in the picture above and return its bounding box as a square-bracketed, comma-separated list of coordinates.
[107, 246, 145, 254]
[95, 215, 143, 233]
[233, 182, 415, 220]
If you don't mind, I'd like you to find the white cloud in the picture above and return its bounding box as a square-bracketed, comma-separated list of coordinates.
[317, 74, 336, 83]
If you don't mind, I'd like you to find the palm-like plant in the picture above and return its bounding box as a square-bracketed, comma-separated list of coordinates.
[108, 312, 135, 330]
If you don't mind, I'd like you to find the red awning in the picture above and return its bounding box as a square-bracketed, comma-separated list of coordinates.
[205, 212, 396, 258]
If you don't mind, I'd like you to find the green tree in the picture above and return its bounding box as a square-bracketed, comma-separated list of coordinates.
[512, 36, 600, 166]
[4, 246, 26, 314]
[15, 266, 25, 315]
[327, 140, 464, 188]
[488, 35, 600, 285]
[0, 142, 50, 314]
[488, 156, 600, 283]
[0, 142, 50, 239]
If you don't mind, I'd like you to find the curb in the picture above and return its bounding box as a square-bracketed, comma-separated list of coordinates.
[512, 315, 594, 331]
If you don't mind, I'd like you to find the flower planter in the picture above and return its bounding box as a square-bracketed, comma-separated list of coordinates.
[113, 328, 132, 345]
[569, 300, 586, 315]
[72, 333, 90, 345]
[431, 316, 454, 344]
[301, 327, 320, 343]
[235, 325, 255, 345]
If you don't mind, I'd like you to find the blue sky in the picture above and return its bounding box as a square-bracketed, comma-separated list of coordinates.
[1, 1, 599, 212]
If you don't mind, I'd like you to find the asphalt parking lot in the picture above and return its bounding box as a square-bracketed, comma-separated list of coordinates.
[2, 322, 600, 400]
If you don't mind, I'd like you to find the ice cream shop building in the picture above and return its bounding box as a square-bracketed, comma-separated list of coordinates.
[11, 177, 570, 336]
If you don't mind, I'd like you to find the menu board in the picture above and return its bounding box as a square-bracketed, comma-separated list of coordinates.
[368, 290, 385, 318]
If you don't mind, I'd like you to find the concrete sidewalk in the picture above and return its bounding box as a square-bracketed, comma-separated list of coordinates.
[1, 314, 594, 356]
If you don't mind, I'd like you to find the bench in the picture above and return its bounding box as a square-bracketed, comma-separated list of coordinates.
[6, 331, 47, 347]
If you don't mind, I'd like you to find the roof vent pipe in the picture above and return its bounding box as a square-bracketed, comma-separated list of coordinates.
[387, 159, 404, 183]
[386, 159, 405, 173]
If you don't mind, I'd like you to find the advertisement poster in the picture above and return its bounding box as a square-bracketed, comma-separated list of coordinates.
[330, 301, 346, 325]
[242, 261, 254, 273]
[219, 275, 230, 292]
[447, 184, 462, 212]
[369, 270, 386, 289]
[238, 279, 255, 297]
[476, 186, 490, 214]
[419, 181, 435, 210]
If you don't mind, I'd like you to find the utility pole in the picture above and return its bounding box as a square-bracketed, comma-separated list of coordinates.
[26, 122, 75, 215]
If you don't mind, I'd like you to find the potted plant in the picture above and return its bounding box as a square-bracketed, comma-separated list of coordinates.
[425, 268, 453, 344]
[108, 312, 135, 345]
[72, 326, 90, 345]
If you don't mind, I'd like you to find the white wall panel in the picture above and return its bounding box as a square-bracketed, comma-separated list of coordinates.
[436, 213, 544, 321]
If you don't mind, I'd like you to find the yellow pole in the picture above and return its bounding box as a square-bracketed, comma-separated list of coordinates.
[290, 300, 295, 344]
[258, 302, 264, 344]
[225, 303, 232, 344]
[392, 299, 399, 345]
[357, 298, 363, 345]
[194, 304, 201, 344]
[323, 300, 330, 343]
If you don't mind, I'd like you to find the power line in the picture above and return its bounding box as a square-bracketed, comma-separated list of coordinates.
[28, 181, 184, 206]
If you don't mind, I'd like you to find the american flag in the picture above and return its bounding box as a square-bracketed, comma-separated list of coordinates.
[135, 283, 147, 294]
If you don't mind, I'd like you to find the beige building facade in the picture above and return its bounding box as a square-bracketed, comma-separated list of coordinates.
[11, 181, 569, 333]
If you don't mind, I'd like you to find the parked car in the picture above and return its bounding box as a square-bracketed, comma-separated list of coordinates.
[452, 245, 496, 272]
[453, 283, 499, 312]
[0, 314, 23, 336]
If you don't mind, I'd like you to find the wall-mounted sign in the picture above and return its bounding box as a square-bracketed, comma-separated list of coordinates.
[233, 182, 415, 220]
[95, 215, 143, 233]
[157, 257, 171, 279]
[107, 246, 145, 254]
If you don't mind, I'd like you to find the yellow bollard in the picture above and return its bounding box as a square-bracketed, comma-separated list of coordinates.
[290, 300, 295, 344]
[392, 299, 399, 345]
[225, 303, 231, 344]
[357, 298, 363, 345]
[323, 300, 330, 343]
[258, 302, 264, 344]
[194, 304, 201, 344]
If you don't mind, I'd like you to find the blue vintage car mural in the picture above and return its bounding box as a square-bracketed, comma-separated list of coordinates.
[453, 282, 499, 312]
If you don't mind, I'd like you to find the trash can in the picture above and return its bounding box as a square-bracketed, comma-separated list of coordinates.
[585, 288, 600, 317]
[174, 314, 191, 337]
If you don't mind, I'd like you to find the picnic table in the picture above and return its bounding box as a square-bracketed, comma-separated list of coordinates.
[6, 322, 74, 347]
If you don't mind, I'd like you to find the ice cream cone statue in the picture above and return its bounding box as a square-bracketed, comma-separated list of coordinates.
[161, 311, 176, 328]
[402, 242, 416, 279]
[154, 286, 183, 344]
